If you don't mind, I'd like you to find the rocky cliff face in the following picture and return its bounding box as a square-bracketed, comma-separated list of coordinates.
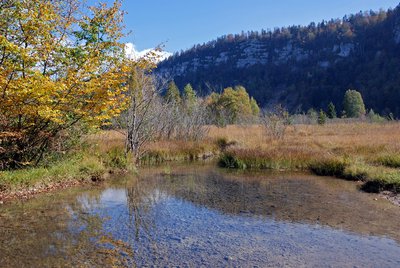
[160, 40, 359, 77]
[157, 5, 400, 116]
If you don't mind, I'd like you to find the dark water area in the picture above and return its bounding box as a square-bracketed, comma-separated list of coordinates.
[1, 164, 400, 267]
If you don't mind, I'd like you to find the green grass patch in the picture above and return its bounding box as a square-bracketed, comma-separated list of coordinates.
[102, 146, 128, 169]
[309, 158, 348, 178]
[218, 153, 247, 169]
[375, 154, 400, 168]
[0, 152, 112, 192]
[341, 162, 369, 181]
[360, 167, 400, 193]
[310, 158, 400, 193]
[218, 149, 311, 171]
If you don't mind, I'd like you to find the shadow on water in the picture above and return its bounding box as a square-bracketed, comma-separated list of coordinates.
[1, 164, 400, 267]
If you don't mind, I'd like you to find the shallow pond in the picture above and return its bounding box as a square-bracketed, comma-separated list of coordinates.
[1, 164, 400, 267]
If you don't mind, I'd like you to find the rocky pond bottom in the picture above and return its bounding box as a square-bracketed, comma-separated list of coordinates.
[1, 164, 400, 267]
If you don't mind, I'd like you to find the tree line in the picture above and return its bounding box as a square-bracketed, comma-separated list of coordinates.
[158, 4, 400, 117]
[0, 0, 393, 170]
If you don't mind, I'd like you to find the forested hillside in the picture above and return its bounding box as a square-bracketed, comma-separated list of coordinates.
[157, 4, 400, 116]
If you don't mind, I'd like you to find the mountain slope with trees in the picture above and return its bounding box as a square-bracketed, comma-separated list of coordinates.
[157, 4, 400, 116]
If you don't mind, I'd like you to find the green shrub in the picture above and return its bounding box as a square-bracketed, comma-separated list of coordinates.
[216, 137, 229, 151]
[104, 147, 127, 169]
[218, 153, 246, 169]
[343, 89, 366, 118]
[367, 109, 386, 123]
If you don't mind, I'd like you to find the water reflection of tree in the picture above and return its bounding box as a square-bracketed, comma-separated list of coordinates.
[0, 192, 136, 267]
[125, 176, 173, 264]
[68, 179, 172, 267]
[66, 208, 135, 267]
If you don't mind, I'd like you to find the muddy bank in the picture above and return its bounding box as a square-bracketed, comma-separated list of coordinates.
[381, 191, 400, 207]
[0, 170, 124, 204]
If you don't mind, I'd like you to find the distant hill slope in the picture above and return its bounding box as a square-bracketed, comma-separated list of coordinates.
[157, 4, 400, 116]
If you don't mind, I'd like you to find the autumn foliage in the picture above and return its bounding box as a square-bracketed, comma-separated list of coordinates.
[0, 0, 128, 169]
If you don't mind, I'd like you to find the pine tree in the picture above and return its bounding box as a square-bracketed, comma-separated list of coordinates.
[165, 81, 181, 104]
[183, 83, 196, 112]
[327, 102, 337, 119]
[318, 110, 327, 125]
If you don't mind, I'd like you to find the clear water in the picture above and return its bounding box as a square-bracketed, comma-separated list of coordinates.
[1, 164, 400, 267]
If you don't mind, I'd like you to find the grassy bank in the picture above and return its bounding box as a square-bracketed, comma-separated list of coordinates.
[89, 123, 400, 194]
[214, 123, 400, 194]
[0, 130, 217, 201]
[0, 141, 129, 201]
[2, 122, 399, 201]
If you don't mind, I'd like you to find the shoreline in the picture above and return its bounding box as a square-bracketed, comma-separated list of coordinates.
[1, 163, 399, 207]
[0, 169, 127, 204]
[380, 191, 400, 207]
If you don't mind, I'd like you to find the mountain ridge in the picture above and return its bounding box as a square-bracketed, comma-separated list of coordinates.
[157, 4, 400, 116]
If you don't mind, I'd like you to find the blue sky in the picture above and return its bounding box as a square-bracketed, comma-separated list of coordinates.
[97, 0, 399, 53]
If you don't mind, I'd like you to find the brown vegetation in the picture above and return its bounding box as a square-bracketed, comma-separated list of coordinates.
[212, 123, 400, 193]
[94, 123, 400, 175]
[2, 122, 399, 202]
[91, 123, 400, 194]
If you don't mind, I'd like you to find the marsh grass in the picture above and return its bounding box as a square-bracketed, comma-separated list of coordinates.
[3, 122, 400, 195]
[375, 154, 400, 168]
[93, 124, 400, 195]
[309, 158, 348, 177]
[140, 140, 217, 164]
[89, 130, 218, 165]
[211, 123, 400, 194]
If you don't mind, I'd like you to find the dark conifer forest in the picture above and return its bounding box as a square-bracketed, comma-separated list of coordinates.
[157, 4, 400, 116]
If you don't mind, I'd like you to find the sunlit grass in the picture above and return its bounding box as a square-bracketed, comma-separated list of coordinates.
[211, 122, 400, 193]
[0, 153, 106, 192]
[3, 122, 400, 195]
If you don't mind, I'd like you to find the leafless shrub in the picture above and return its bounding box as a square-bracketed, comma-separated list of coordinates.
[261, 105, 291, 140]
[114, 68, 169, 164]
[175, 100, 210, 141]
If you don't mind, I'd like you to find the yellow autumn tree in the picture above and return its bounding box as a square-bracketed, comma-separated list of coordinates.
[0, 0, 128, 168]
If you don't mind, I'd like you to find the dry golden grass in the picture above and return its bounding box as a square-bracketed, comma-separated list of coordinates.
[60, 122, 400, 193]
[91, 122, 400, 162]
[88, 130, 216, 164]
[87, 130, 125, 153]
[208, 123, 400, 155]
[210, 122, 400, 193]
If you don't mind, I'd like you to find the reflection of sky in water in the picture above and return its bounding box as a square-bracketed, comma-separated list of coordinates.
[100, 188, 128, 205]
[80, 187, 400, 267]
[2, 168, 400, 267]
